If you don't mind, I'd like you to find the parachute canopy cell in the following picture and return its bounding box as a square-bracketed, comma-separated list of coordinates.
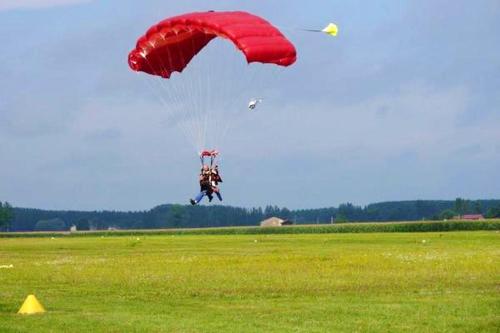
[128, 11, 297, 78]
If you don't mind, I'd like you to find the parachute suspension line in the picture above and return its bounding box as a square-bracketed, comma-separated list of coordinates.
[215, 49, 239, 148]
[208, 41, 222, 149]
[172, 32, 204, 150]
[154, 34, 200, 151]
[141, 53, 197, 152]
[129, 11, 298, 155]
[143, 44, 289, 154]
[220, 61, 257, 141]
[190, 31, 209, 151]
[207, 39, 228, 150]
[184, 30, 211, 151]
[199, 37, 210, 150]
[216, 60, 266, 147]
[163, 43, 201, 151]
[210, 39, 251, 150]
[188, 36, 233, 152]
[173, 35, 200, 150]
[187, 33, 199, 149]
[207, 40, 223, 149]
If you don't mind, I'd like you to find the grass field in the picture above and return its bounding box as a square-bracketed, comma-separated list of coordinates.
[1, 231, 499, 332]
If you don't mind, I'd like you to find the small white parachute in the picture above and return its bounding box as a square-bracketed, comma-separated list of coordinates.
[248, 98, 263, 110]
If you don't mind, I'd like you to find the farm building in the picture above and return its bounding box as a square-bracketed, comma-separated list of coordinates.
[460, 214, 485, 221]
[260, 217, 293, 227]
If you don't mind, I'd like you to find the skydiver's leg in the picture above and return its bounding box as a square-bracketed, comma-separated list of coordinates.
[212, 187, 223, 201]
[192, 190, 207, 204]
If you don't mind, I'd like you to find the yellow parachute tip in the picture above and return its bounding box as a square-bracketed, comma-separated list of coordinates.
[322, 23, 338, 37]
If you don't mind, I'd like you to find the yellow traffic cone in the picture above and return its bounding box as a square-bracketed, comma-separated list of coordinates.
[17, 294, 46, 314]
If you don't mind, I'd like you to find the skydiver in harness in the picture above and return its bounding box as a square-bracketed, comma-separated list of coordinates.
[190, 150, 222, 205]
[190, 165, 213, 205]
[209, 164, 223, 202]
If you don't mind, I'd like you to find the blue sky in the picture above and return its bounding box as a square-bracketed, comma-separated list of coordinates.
[0, 0, 499, 210]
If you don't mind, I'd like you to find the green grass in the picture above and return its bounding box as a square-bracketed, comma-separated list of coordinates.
[0, 231, 499, 332]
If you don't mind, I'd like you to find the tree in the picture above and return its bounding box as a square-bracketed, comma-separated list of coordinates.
[439, 209, 456, 220]
[473, 201, 482, 214]
[0, 202, 14, 230]
[485, 205, 500, 219]
[75, 219, 90, 231]
[335, 213, 349, 223]
[337, 203, 363, 221]
[34, 218, 66, 231]
[454, 198, 471, 216]
[166, 205, 186, 228]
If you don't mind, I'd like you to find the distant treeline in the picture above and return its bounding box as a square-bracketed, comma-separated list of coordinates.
[3, 198, 500, 232]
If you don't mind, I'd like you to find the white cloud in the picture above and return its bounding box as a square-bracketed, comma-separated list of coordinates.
[0, 0, 91, 11]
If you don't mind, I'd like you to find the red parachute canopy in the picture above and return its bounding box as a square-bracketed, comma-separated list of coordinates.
[128, 11, 297, 78]
[200, 150, 219, 158]
[199, 149, 219, 166]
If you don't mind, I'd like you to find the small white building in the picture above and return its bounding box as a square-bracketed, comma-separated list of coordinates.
[260, 217, 293, 227]
[69, 225, 77, 233]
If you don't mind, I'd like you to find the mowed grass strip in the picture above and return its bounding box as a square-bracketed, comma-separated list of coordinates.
[0, 231, 498, 332]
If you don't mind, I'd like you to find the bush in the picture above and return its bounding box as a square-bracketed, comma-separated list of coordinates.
[439, 209, 456, 220]
[485, 206, 500, 218]
[3, 219, 499, 238]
